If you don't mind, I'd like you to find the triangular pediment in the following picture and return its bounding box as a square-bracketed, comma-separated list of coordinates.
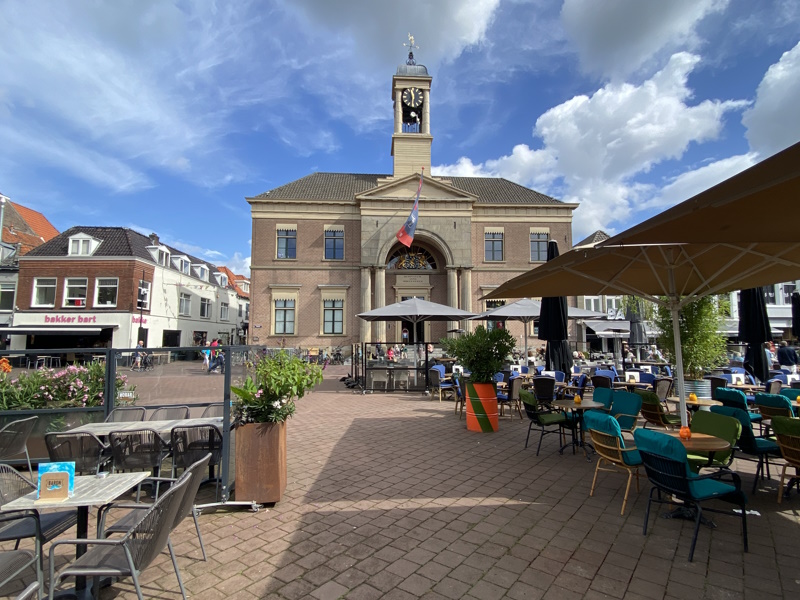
[357, 173, 476, 204]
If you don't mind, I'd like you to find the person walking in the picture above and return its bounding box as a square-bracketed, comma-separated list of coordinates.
[207, 338, 220, 374]
[777, 340, 799, 373]
[202, 341, 211, 370]
[131, 340, 145, 371]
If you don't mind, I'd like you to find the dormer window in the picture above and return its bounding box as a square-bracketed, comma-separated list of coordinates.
[213, 273, 228, 287]
[158, 249, 170, 266]
[192, 264, 209, 281]
[172, 255, 190, 274]
[68, 234, 100, 256]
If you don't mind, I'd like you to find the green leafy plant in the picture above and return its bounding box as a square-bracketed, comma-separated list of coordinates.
[439, 326, 516, 384]
[653, 296, 729, 380]
[231, 350, 323, 425]
[0, 364, 135, 411]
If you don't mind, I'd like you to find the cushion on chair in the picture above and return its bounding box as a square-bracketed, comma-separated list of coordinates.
[771, 415, 800, 436]
[755, 392, 795, 416]
[686, 475, 738, 500]
[584, 410, 641, 465]
[780, 388, 800, 402]
[592, 387, 613, 410]
[609, 391, 643, 431]
[716, 387, 748, 409]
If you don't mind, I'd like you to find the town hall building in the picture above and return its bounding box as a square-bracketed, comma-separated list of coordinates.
[247, 44, 576, 352]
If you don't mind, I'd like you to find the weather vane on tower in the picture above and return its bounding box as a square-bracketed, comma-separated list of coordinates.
[403, 32, 419, 65]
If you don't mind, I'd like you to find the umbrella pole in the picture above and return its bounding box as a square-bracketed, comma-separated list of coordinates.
[670, 300, 688, 428]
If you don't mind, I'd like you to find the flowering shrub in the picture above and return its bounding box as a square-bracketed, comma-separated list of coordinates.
[231, 350, 323, 425]
[0, 362, 134, 410]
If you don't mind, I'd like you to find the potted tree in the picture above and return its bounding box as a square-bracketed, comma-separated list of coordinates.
[440, 326, 516, 432]
[653, 295, 729, 398]
[231, 350, 323, 503]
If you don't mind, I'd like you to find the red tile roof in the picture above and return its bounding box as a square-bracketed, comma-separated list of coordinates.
[216, 265, 250, 298]
[9, 202, 59, 241]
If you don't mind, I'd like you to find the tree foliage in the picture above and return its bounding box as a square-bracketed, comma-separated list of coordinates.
[653, 296, 729, 380]
[439, 326, 516, 383]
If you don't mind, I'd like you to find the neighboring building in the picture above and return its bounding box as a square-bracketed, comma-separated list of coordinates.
[0, 197, 60, 340]
[6, 227, 245, 351]
[216, 265, 250, 344]
[247, 47, 577, 351]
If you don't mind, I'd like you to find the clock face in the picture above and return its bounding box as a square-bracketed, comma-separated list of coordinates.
[402, 87, 423, 108]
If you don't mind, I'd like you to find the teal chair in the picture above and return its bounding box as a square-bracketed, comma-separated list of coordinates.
[591, 387, 613, 412]
[634, 428, 748, 562]
[609, 391, 642, 434]
[716, 387, 762, 427]
[754, 393, 795, 436]
[710, 406, 781, 494]
[686, 410, 741, 473]
[779, 388, 800, 403]
[583, 411, 641, 515]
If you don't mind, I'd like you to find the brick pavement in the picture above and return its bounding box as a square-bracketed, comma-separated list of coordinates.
[3, 366, 800, 599]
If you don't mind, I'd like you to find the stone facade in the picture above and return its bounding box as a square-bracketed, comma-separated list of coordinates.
[247, 59, 577, 353]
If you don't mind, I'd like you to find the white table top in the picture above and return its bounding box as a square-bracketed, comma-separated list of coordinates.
[0, 472, 150, 511]
[70, 417, 224, 438]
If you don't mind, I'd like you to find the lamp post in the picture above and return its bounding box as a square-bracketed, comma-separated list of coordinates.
[138, 268, 146, 345]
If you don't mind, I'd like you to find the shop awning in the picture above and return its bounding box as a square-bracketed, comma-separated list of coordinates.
[0, 326, 116, 335]
[585, 320, 631, 338]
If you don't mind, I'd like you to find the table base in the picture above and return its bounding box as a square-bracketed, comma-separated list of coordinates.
[662, 504, 716, 528]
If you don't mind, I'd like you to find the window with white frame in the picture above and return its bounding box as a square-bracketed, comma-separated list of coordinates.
[158, 249, 170, 266]
[324, 226, 345, 260]
[484, 228, 504, 262]
[277, 226, 297, 259]
[220, 302, 229, 321]
[584, 296, 602, 313]
[95, 278, 118, 307]
[63, 278, 88, 307]
[0, 283, 15, 311]
[193, 265, 208, 281]
[323, 299, 344, 334]
[33, 278, 57, 307]
[238, 304, 243, 318]
[530, 228, 549, 262]
[245, 303, 249, 320]
[274, 298, 296, 334]
[200, 298, 212, 318]
[179, 293, 191, 316]
[137, 280, 151, 311]
[173, 256, 190, 274]
[69, 238, 91, 256]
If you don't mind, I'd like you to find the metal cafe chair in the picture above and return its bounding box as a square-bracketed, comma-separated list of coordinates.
[100, 453, 213, 567]
[0, 417, 38, 473]
[201, 403, 225, 418]
[170, 424, 223, 501]
[49, 465, 194, 600]
[0, 463, 78, 583]
[44, 431, 110, 475]
[0, 511, 42, 599]
[105, 406, 148, 423]
[149, 406, 190, 421]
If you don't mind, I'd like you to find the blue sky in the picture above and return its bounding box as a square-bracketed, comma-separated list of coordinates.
[1, 0, 798, 276]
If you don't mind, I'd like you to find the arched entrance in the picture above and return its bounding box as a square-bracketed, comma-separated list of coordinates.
[386, 241, 444, 343]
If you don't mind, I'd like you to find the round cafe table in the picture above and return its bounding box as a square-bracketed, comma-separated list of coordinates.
[667, 396, 722, 412]
[662, 430, 730, 453]
[552, 398, 605, 456]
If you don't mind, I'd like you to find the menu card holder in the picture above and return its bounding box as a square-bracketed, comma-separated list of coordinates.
[37, 462, 75, 502]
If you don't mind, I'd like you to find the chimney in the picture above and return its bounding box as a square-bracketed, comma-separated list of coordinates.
[149, 233, 159, 245]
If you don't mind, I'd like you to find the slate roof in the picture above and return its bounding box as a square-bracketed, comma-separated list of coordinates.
[23, 226, 220, 276]
[574, 230, 610, 247]
[253, 173, 562, 205]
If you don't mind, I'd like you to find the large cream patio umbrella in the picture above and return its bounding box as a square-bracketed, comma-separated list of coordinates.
[484, 241, 800, 427]
[485, 142, 800, 426]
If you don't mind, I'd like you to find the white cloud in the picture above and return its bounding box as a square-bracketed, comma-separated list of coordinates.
[742, 41, 800, 158]
[436, 52, 747, 240]
[561, 0, 727, 79]
[645, 153, 758, 210]
[225, 252, 251, 278]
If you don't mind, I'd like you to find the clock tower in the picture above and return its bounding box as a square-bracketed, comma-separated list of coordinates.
[391, 36, 432, 178]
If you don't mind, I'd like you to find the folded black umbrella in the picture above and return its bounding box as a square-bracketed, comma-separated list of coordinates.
[539, 241, 573, 374]
[739, 287, 770, 383]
